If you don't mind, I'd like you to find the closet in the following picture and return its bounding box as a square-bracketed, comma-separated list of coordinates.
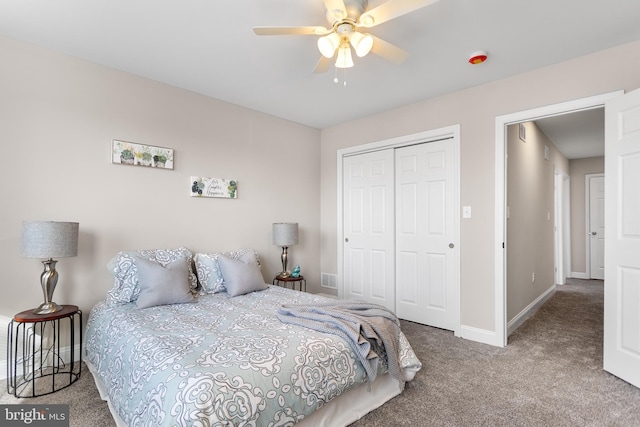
[339, 128, 460, 332]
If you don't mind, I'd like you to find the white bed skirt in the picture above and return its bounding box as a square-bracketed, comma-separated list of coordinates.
[86, 358, 404, 426]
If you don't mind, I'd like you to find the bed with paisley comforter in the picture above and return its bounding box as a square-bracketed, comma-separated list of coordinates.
[84, 248, 421, 426]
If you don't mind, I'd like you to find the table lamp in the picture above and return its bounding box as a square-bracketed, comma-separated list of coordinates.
[21, 221, 79, 315]
[272, 223, 298, 279]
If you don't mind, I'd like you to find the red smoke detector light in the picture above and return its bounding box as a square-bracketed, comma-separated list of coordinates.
[468, 51, 488, 65]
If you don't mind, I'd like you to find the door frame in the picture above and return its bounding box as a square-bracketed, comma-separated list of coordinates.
[494, 91, 622, 347]
[585, 173, 605, 279]
[337, 125, 461, 336]
[554, 168, 571, 285]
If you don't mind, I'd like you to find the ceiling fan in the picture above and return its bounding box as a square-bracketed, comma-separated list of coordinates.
[253, 0, 440, 73]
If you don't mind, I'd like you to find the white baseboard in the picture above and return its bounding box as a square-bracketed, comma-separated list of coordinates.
[507, 284, 556, 336]
[0, 343, 82, 381]
[315, 292, 338, 299]
[460, 325, 501, 347]
[0, 315, 10, 381]
[571, 272, 588, 279]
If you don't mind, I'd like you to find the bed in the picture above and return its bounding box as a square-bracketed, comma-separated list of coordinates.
[85, 247, 421, 426]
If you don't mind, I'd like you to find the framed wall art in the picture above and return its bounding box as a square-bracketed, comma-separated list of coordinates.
[191, 176, 238, 199]
[112, 139, 174, 169]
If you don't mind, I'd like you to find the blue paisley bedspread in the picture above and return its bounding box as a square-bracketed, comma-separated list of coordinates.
[84, 286, 421, 426]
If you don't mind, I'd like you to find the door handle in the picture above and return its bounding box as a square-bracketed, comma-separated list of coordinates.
[591, 232, 597, 236]
[449, 243, 455, 248]
[345, 238, 349, 243]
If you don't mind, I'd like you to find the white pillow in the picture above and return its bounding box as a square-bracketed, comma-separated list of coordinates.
[135, 256, 195, 309]
[217, 253, 267, 297]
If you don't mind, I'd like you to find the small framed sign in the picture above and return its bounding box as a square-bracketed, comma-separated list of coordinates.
[191, 176, 238, 199]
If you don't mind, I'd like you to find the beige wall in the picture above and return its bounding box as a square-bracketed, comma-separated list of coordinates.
[569, 157, 605, 275]
[320, 40, 640, 333]
[506, 122, 568, 322]
[0, 36, 321, 321]
[4, 34, 639, 343]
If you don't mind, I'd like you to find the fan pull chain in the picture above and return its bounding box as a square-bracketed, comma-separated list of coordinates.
[333, 67, 348, 87]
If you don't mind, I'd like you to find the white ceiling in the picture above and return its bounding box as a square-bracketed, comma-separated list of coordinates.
[1, 0, 639, 131]
[535, 108, 604, 160]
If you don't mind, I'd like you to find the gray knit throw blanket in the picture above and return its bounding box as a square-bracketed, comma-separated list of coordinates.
[277, 300, 402, 383]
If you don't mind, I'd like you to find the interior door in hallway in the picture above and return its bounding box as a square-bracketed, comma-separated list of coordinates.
[395, 141, 458, 330]
[588, 175, 605, 280]
[342, 150, 395, 311]
[604, 88, 640, 389]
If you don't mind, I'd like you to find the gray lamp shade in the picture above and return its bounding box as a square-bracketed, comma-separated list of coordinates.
[21, 221, 79, 259]
[272, 223, 299, 247]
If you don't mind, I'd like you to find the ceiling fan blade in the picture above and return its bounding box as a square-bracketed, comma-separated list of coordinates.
[323, 0, 348, 23]
[370, 35, 409, 63]
[313, 56, 333, 73]
[358, 0, 440, 28]
[253, 26, 331, 36]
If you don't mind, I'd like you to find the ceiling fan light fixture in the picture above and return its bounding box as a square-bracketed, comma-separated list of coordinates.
[350, 32, 373, 57]
[318, 32, 341, 58]
[359, 14, 375, 27]
[335, 45, 354, 68]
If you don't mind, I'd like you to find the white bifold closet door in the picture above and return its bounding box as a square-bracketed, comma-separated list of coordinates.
[395, 141, 457, 330]
[342, 139, 457, 330]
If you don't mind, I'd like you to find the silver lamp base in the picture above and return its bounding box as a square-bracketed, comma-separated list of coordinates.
[34, 259, 63, 315]
[278, 246, 292, 279]
[33, 301, 63, 315]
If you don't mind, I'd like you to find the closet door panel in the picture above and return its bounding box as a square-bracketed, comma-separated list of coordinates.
[396, 141, 457, 330]
[343, 150, 395, 311]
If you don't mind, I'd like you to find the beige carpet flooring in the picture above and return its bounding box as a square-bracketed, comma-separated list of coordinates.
[1, 278, 639, 426]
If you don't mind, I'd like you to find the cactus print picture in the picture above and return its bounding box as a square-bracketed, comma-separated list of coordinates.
[191, 176, 238, 199]
[112, 140, 174, 169]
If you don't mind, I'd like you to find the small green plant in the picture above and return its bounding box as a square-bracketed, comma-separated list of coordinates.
[191, 180, 204, 195]
[120, 149, 134, 160]
[228, 180, 237, 198]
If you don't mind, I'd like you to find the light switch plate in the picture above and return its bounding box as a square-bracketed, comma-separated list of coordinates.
[463, 206, 471, 218]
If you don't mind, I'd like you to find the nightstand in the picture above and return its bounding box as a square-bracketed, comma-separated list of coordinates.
[7, 305, 82, 397]
[273, 275, 306, 292]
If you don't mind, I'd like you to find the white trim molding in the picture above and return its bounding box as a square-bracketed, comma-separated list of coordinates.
[459, 325, 497, 346]
[507, 284, 556, 336]
[494, 90, 623, 347]
[2, 343, 82, 381]
[0, 315, 11, 381]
